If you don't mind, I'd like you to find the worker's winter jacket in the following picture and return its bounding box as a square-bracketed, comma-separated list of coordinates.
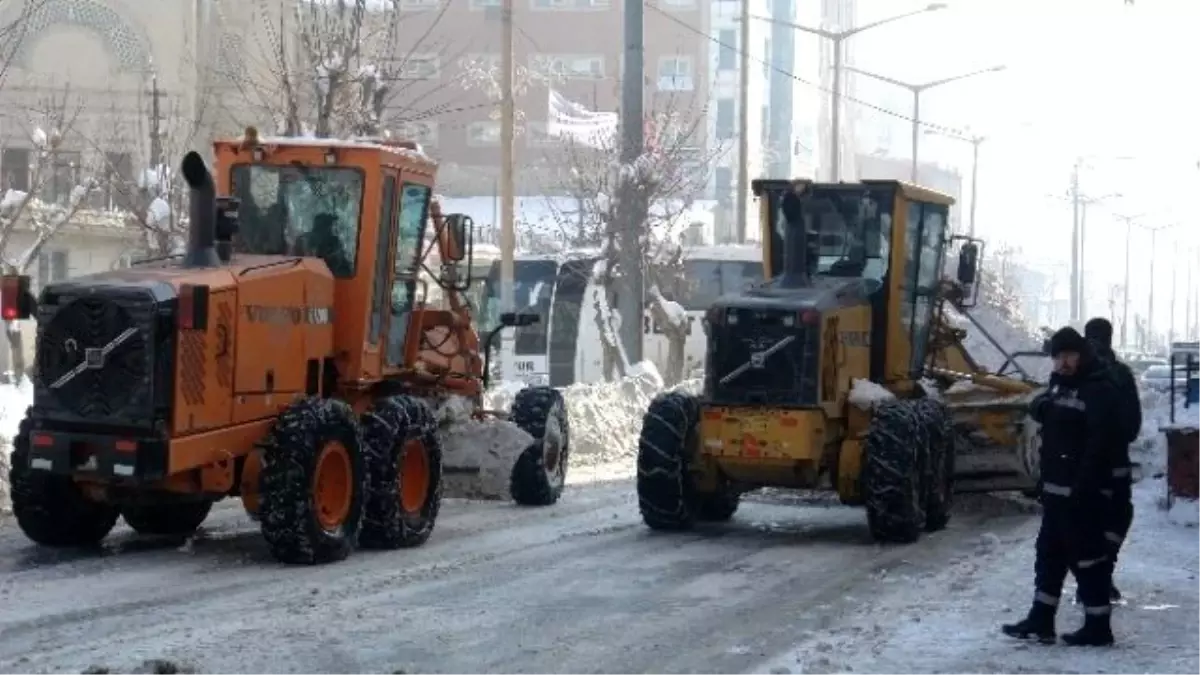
[1092, 343, 1142, 458]
[1030, 357, 1122, 498]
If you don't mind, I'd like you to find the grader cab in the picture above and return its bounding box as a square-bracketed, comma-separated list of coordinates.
[4, 131, 571, 565]
[636, 178, 1042, 543]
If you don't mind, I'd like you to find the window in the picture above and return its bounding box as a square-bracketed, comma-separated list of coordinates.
[658, 56, 694, 91]
[231, 164, 365, 278]
[679, 259, 763, 310]
[717, 29, 736, 70]
[470, 0, 501, 7]
[531, 54, 604, 80]
[662, 0, 697, 8]
[467, 121, 501, 146]
[50, 151, 82, 205]
[531, 0, 610, 10]
[527, 121, 558, 147]
[484, 259, 558, 354]
[101, 151, 133, 210]
[395, 54, 440, 80]
[37, 250, 69, 290]
[714, 166, 732, 205]
[715, 98, 734, 140]
[396, 120, 439, 146]
[399, 0, 440, 9]
[901, 201, 948, 375]
[2, 148, 30, 192]
[369, 175, 398, 344]
[387, 183, 432, 366]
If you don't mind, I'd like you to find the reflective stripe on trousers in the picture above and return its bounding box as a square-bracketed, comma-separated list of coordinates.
[1105, 531, 1124, 544]
[1034, 591, 1059, 606]
[1043, 482, 1073, 497]
[1077, 556, 1107, 569]
[1084, 604, 1112, 616]
[1112, 466, 1132, 478]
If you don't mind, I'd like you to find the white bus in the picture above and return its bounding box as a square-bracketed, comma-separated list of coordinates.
[478, 245, 764, 386]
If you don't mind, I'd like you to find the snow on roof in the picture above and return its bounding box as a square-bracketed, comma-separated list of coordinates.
[225, 135, 436, 164]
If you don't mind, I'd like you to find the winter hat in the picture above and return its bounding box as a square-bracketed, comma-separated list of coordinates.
[1084, 317, 1114, 348]
[1049, 326, 1088, 356]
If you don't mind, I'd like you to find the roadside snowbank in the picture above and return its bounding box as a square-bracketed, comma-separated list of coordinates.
[0, 380, 32, 514]
[483, 362, 666, 480]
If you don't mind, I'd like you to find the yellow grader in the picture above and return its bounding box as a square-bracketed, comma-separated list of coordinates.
[636, 178, 1046, 542]
[3, 131, 570, 565]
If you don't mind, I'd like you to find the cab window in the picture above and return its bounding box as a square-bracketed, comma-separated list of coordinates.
[369, 175, 397, 344]
[386, 182, 432, 366]
[901, 200, 948, 375]
[231, 164, 364, 277]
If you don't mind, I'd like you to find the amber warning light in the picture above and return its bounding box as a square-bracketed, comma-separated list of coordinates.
[0, 275, 34, 321]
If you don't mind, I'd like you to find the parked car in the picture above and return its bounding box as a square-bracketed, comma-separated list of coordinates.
[1139, 364, 1189, 393]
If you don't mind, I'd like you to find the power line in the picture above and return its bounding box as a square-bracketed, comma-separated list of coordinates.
[644, 2, 973, 137]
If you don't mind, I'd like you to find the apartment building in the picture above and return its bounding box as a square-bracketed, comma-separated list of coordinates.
[377, 0, 712, 195]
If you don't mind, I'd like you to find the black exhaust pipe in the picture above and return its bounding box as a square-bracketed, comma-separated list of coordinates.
[180, 151, 221, 268]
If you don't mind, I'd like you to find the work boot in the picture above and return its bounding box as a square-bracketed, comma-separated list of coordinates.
[1002, 602, 1057, 644]
[1062, 613, 1114, 647]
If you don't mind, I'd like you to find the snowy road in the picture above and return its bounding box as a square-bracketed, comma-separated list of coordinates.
[0, 479, 1038, 674]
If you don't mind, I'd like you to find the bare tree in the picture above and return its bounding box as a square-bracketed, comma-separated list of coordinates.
[0, 85, 101, 380]
[540, 92, 726, 384]
[0, 0, 46, 93]
[219, 0, 474, 139]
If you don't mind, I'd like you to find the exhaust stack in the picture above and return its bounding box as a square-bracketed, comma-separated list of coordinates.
[180, 151, 221, 268]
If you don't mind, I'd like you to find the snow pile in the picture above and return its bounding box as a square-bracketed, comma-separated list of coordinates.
[436, 394, 536, 500]
[0, 380, 32, 513]
[486, 361, 665, 472]
[847, 378, 895, 410]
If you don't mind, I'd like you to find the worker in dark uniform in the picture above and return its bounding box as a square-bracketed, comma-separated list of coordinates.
[1084, 317, 1142, 601]
[1003, 327, 1119, 646]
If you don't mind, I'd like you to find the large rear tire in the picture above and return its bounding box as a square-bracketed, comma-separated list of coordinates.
[637, 392, 701, 530]
[509, 386, 571, 506]
[9, 414, 119, 547]
[259, 397, 365, 565]
[122, 501, 213, 536]
[862, 400, 927, 544]
[359, 395, 443, 549]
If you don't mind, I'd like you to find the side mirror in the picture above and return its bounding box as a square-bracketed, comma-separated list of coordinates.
[443, 213, 472, 263]
[215, 196, 241, 241]
[956, 241, 980, 285]
[500, 311, 539, 327]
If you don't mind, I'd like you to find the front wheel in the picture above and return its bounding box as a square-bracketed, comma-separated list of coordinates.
[637, 392, 701, 530]
[10, 414, 119, 547]
[862, 400, 926, 544]
[509, 386, 570, 506]
[258, 397, 366, 565]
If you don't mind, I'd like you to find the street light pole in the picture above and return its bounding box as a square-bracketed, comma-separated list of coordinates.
[1113, 213, 1144, 349]
[842, 64, 1006, 183]
[924, 127, 985, 235]
[751, 3, 947, 182]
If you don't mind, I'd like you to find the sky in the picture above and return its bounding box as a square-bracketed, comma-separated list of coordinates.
[842, 0, 1199, 336]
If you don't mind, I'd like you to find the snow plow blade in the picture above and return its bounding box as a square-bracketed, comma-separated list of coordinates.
[933, 367, 1042, 494]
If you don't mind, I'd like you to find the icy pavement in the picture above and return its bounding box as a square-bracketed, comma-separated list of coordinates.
[0, 486, 1039, 674]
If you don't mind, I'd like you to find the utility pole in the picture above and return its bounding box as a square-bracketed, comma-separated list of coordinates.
[1169, 244, 1178, 345]
[1070, 159, 1081, 323]
[1114, 213, 1141, 349]
[735, 0, 750, 242]
[618, 0, 645, 364]
[1187, 246, 1195, 340]
[967, 135, 982, 236]
[146, 70, 165, 169]
[499, 0, 516, 316]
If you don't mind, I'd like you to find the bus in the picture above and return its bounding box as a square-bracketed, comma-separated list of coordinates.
[478, 245, 764, 386]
